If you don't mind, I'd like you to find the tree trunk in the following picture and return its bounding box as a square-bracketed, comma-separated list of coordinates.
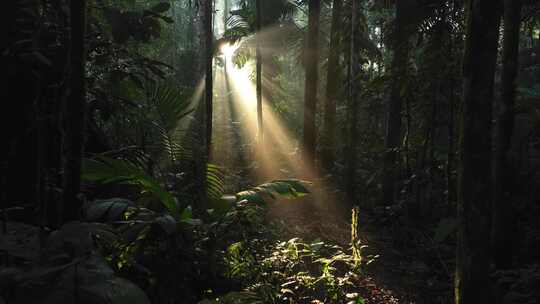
[447, 74, 456, 214]
[456, 1, 501, 303]
[321, 0, 343, 172]
[256, 0, 263, 143]
[204, 0, 213, 157]
[345, 0, 360, 202]
[194, 0, 213, 215]
[223, 0, 229, 27]
[62, 0, 87, 222]
[492, 0, 521, 270]
[381, 0, 409, 205]
[302, 0, 320, 170]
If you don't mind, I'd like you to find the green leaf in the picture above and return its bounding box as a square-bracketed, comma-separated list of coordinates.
[236, 190, 266, 204]
[207, 164, 225, 200]
[235, 179, 310, 204]
[208, 197, 233, 218]
[81, 156, 181, 219]
[83, 198, 133, 222]
[159, 15, 174, 24]
[179, 206, 193, 220]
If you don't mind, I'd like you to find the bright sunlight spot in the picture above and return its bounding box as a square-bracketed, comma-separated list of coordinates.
[220, 42, 239, 60]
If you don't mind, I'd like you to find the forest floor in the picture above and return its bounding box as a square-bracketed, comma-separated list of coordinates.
[266, 198, 453, 304]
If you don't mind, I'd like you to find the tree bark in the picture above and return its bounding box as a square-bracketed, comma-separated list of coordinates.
[194, 0, 213, 215]
[321, 0, 343, 172]
[345, 0, 360, 202]
[62, 0, 87, 222]
[256, 0, 263, 143]
[302, 0, 320, 170]
[381, 0, 409, 205]
[492, 0, 521, 270]
[204, 0, 213, 157]
[456, 0, 501, 303]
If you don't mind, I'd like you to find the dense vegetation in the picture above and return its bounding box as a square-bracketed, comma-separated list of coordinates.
[2, 0, 540, 303]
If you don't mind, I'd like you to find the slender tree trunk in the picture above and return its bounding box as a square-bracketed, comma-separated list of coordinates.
[62, 0, 87, 222]
[256, 0, 263, 143]
[456, 1, 501, 303]
[321, 0, 343, 172]
[302, 0, 320, 170]
[188, 1, 196, 60]
[223, 0, 229, 26]
[447, 74, 456, 213]
[194, 0, 213, 214]
[345, 0, 360, 202]
[492, 0, 521, 270]
[204, 0, 213, 157]
[381, 0, 409, 205]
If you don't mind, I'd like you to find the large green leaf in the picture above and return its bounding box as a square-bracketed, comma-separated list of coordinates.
[207, 163, 225, 200]
[235, 179, 310, 204]
[82, 156, 180, 219]
[83, 198, 134, 222]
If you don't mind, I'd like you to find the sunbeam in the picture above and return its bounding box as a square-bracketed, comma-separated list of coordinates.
[210, 45, 339, 212]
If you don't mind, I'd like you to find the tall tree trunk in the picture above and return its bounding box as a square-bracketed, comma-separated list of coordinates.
[194, 0, 213, 215]
[302, 0, 320, 170]
[492, 0, 521, 270]
[381, 0, 409, 205]
[456, 1, 501, 303]
[321, 0, 343, 172]
[62, 0, 87, 222]
[447, 73, 456, 214]
[223, 0, 229, 27]
[256, 0, 263, 143]
[345, 0, 360, 202]
[204, 0, 213, 157]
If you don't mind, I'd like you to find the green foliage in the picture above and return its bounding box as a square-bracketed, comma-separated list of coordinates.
[221, 237, 368, 304]
[144, 82, 194, 164]
[235, 179, 311, 204]
[102, 3, 172, 44]
[82, 156, 181, 219]
[83, 198, 134, 223]
[81, 157, 227, 221]
[207, 164, 226, 201]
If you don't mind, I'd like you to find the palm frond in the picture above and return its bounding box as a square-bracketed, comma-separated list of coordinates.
[144, 82, 195, 165]
[225, 15, 252, 43]
[236, 179, 311, 204]
[207, 163, 225, 201]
